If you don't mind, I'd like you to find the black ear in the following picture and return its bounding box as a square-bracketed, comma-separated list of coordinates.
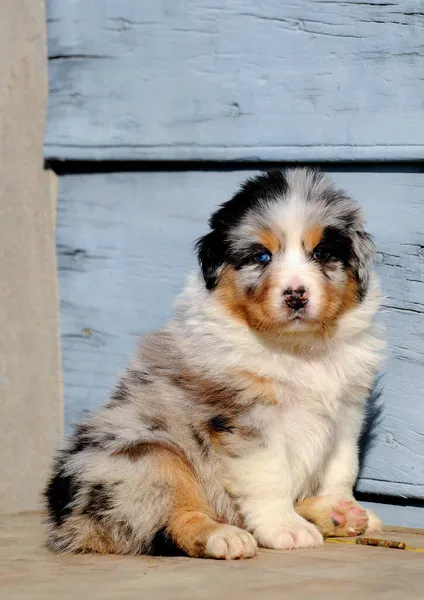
[195, 231, 226, 290]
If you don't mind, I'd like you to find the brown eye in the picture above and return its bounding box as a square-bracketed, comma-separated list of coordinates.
[313, 247, 331, 262]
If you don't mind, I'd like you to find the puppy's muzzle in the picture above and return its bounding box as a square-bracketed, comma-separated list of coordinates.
[283, 286, 308, 311]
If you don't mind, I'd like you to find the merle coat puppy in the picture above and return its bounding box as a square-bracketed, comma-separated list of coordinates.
[45, 168, 384, 559]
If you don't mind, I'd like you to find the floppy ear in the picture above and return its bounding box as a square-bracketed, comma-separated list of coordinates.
[195, 231, 226, 290]
[350, 228, 375, 300]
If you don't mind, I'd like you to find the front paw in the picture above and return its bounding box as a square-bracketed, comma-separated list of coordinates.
[365, 509, 383, 534]
[254, 516, 323, 550]
[295, 495, 382, 538]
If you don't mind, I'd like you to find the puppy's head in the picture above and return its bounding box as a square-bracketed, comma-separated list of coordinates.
[196, 168, 374, 335]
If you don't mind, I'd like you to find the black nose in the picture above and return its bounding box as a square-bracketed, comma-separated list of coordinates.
[283, 286, 308, 311]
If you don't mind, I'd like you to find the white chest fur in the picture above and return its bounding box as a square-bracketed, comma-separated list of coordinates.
[234, 329, 383, 503]
[178, 275, 383, 504]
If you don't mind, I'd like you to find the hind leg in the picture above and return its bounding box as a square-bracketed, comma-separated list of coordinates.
[46, 445, 256, 559]
[157, 448, 257, 559]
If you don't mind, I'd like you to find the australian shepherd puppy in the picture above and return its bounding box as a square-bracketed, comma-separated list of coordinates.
[45, 168, 384, 559]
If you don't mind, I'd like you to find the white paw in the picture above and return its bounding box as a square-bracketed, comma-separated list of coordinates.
[205, 525, 257, 560]
[365, 509, 383, 533]
[254, 517, 323, 550]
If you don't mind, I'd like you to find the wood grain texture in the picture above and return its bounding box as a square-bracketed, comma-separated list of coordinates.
[3, 513, 424, 595]
[0, 0, 62, 514]
[45, 0, 424, 162]
[56, 167, 424, 499]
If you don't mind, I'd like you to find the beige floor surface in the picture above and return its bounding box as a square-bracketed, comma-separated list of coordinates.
[0, 512, 423, 600]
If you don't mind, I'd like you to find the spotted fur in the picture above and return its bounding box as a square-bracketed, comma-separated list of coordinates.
[44, 168, 384, 558]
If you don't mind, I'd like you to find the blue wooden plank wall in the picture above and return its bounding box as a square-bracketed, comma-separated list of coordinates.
[56, 168, 424, 500]
[45, 0, 424, 162]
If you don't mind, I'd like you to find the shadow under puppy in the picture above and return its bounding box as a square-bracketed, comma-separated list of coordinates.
[45, 168, 385, 559]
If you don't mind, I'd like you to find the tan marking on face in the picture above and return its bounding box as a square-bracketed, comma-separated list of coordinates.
[340, 272, 361, 313]
[258, 227, 281, 254]
[319, 270, 360, 327]
[157, 449, 224, 557]
[303, 224, 323, 253]
[214, 267, 250, 327]
[215, 251, 361, 352]
[242, 269, 285, 333]
[215, 266, 282, 334]
[214, 267, 247, 325]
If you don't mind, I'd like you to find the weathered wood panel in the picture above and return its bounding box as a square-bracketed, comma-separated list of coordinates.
[361, 500, 424, 528]
[0, 0, 62, 514]
[56, 168, 424, 499]
[3, 514, 424, 596]
[45, 0, 424, 162]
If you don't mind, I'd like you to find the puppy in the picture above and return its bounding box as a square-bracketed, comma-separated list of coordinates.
[44, 168, 384, 559]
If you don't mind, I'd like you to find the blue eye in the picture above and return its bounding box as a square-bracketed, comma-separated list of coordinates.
[254, 251, 272, 265]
